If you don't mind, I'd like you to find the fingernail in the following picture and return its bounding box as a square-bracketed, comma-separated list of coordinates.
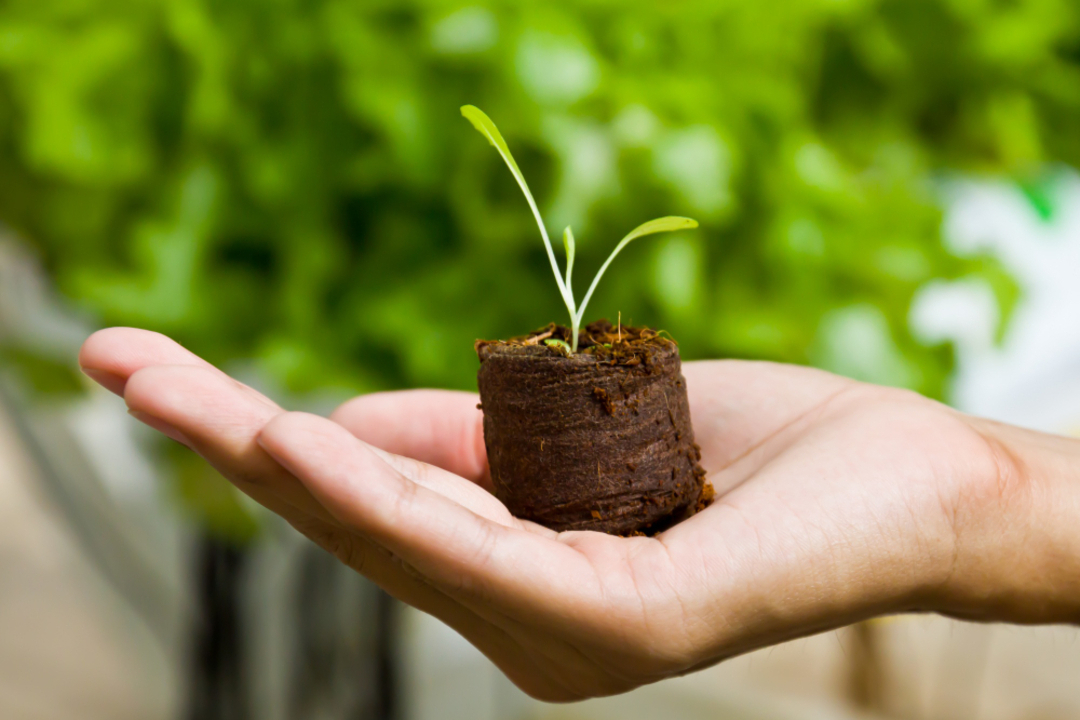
[128, 410, 191, 446]
[81, 367, 127, 395]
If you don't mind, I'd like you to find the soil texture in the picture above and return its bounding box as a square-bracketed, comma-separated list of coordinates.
[476, 320, 712, 535]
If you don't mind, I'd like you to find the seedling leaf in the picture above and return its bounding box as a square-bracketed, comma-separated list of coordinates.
[562, 226, 576, 290]
[461, 105, 573, 312]
[543, 338, 572, 355]
[576, 216, 699, 329]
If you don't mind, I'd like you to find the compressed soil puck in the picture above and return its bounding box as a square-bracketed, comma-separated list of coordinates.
[476, 320, 712, 535]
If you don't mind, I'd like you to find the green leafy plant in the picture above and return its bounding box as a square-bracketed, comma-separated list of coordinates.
[4, 0, 1067, 537]
[461, 105, 698, 352]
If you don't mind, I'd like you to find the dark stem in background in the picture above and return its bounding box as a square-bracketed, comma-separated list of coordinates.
[373, 590, 398, 720]
[287, 545, 399, 720]
[847, 620, 886, 713]
[186, 535, 249, 720]
[185, 535, 399, 720]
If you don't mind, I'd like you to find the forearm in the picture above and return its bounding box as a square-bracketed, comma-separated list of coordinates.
[941, 416, 1080, 624]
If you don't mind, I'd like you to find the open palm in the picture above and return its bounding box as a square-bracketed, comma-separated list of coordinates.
[79, 328, 1006, 701]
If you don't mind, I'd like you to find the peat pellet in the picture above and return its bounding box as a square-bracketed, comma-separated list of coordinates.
[476, 320, 712, 535]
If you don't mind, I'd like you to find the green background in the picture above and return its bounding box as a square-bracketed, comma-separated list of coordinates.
[1, 0, 1077, 535]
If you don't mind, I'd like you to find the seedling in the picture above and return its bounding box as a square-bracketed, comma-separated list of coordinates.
[461, 105, 698, 352]
[543, 338, 572, 354]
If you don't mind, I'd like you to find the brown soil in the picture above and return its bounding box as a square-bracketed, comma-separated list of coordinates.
[476, 319, 712, 535]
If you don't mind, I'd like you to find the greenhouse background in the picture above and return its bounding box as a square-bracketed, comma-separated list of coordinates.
[1, 0, 1080, 718]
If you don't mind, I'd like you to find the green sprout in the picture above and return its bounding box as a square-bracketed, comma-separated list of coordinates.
[461, 105, 699, 352]
[543, 338, 572, 355]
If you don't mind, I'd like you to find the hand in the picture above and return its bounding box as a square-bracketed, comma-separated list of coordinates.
[78, 328, 1080, 701]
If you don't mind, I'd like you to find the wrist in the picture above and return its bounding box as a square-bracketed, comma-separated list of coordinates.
[938, 415, 1080, 624]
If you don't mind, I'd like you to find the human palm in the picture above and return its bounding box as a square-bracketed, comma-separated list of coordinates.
[80, 328, 1009, 701]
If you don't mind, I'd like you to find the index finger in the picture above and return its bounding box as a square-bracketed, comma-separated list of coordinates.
[79, 327, 225, 395]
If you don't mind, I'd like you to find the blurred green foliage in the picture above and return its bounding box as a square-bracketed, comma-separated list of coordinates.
[5, 0, 1080, 392]
[1, 0, 1079, 534]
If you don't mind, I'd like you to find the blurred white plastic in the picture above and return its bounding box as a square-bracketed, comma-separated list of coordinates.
[913, 169, 1080, 432]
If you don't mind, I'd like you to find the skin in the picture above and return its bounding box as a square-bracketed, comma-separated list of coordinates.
[79, 327, 1080, 702]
